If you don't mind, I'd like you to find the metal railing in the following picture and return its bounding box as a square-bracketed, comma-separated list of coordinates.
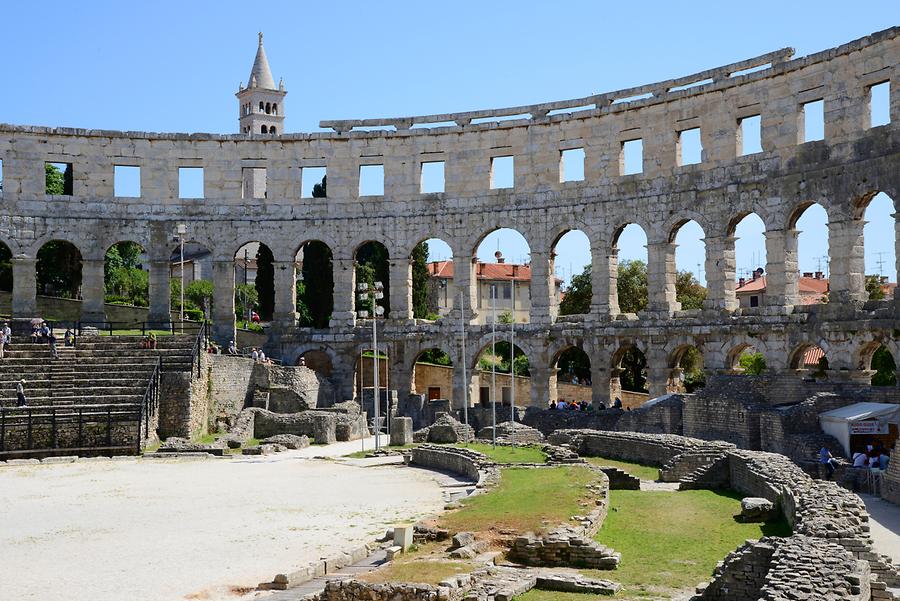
[0, 403, 143, 458]
[74, 320, 206, 338]
[136, 358, 162, 453]
[190, 321, 207, 378]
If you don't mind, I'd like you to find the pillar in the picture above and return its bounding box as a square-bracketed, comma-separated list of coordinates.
[591, 246, 619, 318]
[452, 254, 475, 323]
[211, 260, 235, 345]
[451, 355, 473, 411]
[828, 218, 867, 304]
[645, 347, 669, 399]
[590, 352, 610, 407]
[147, 260, 171, 326]
[764, 229, 800, 309]
[80, 259, 106, 323]
[11, 255, 37, 317]
[646, 241, 679, 314]
[529, 251, 554, 325]
[895, 210, 900, 310]
[528, 364, 552, 408]
[271, 260, 297, 330]
[388, 259, 412, 321]
[703, 235, 738, 311]
[329, 256, 356, 328]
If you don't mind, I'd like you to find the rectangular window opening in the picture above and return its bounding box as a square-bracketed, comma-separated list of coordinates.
[668, 78, 714, 93]
[738, 115, 762, 156]
[611, 92, 654, 105]
[677, 128, 703, 166]
[241, 167, 267, 199]
[301, 166, 327, 198]
[547, 104, 595, 117]
[870, 81, 891, 128]
[559, 148, 585, 183]
[114, 165, 141, 197]
[359, 164, 384, 196]
[620, 139, 643, 175]
[45, 162, 73, 195]
[490, 155, 514, 189]
[178, 167, 204, 199]
[801, 99, 825, 143]
[0, 158, 4, 196]
[420, 161, 445, 193]
[729, 63, 771, 78]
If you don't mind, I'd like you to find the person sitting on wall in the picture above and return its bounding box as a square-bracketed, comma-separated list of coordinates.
[227, 341, 237, 355]
[818, 446, 839, 478]
[613, 397, 622, 409]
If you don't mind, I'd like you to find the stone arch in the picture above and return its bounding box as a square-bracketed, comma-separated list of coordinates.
[265, 102, 271, 114]
[169, 239, 214, 321]
[788, 342, 829, 371]
[610, 339, 648, 403]
[472, 227, 532, 325]
[234, 241, 276, 323]
[0, 239, 13, 293]
[272, 103, 277, 115]
[353, 340, 392, 402]
[103, 240, 149, 308]
[550, 343, 592, 405]
[354, 240, 390, 317]
[261, 125, 268, 134]
[36, 239, 83, 300]
[295, 240, 334, 329]
[407, 235, 454, 321]
[470, 337, 530, 408]
[298, 349, 333, 377]
[666, 342, 705, 392]
[609, 222, 649, 314]
[551, 227, 591, 317]
[410, 346, 455, 399]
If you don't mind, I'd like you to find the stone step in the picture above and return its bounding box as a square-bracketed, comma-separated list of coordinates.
[1, 393, 145, 406]
[0, 386, 146, 398]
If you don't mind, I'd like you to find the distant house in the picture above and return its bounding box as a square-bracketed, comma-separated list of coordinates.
[426, 251, 562, 324]
[169, 243, 212, 284]
[735, 268, 829, 308]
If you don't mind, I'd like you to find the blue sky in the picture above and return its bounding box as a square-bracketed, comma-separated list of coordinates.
[1, 1, 895, 285]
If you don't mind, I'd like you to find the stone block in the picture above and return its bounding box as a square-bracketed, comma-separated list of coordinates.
[393, 523, 414, 551]
[390, 417, 413, 446]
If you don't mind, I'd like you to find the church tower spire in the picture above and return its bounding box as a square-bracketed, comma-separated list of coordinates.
[236, 32, 286, 135]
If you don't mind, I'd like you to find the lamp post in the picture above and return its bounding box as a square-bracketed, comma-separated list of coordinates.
[173, 224, 187, 333]
[357, 280, 385, 451]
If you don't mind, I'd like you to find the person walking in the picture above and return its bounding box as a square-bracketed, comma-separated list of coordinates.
[0, 327, 6, 359]
[2, 322, 10, 351]
[48, 331, 59, 359]
[16, 380, 27, 407]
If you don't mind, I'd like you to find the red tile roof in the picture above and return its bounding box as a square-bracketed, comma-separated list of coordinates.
[803, 346, 826, 367]
[428, 260, 559, 283]
[735, 275, 829, 296]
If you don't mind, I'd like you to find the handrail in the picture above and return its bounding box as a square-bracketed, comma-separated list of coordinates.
[190, 321, 206, 378]
[137, 357, 162, 453]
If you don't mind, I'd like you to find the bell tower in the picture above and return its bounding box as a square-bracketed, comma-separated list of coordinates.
[236, 33, 286, 135]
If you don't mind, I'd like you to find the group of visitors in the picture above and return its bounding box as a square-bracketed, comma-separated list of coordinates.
[250, 347, 271, 363]
[549, 399, 590, 411]
[569, 375, 592, 386]
[819, 442, 892, 478]
[30, 321, 59, 359]
[0, 322, 11, 358]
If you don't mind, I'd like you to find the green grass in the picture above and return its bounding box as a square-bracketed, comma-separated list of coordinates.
[587, 489, 791, 599]
[515, 592, 596, 601]
[454, 442, 546, 464]
[359, 542, 473, 585]
[585, 456, 660, 481]
[344, 443, 417, 459]
[440, 466, 595, 535]
[99, 329, 175, 336]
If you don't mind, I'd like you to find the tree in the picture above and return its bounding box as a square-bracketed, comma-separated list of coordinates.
[866, 275, 886, 301]
[418, 348, 451, 366]
[871, 346, 897, 386]
[617, 260, 648, 313]
[557, 347, 591, 382]
[497, 311, 514, 324]
[235, 283, 259, 320]
[678, 346, 706, 391]
[36, 241, 82, 298]
[312, 175, 326, 198]
[738, 352, 767, 375]
[619, 348, 647, 392]
[411, 241, 430, 318]
[185, 279, 213, 313]
[355, 242, 390, 315]
[45, 162, 65, 195]
[104, 242, 148, 306]
[255, 244, 275, 321]
[559, 265, 591, 315]
[297, 241, 333, 328]
[675, 270, 707, 310]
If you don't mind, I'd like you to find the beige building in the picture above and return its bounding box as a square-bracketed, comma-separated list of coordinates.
[427, 252, 561, 324]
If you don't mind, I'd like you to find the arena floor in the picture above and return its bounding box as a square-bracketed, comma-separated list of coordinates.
[0, 447, 445, 601]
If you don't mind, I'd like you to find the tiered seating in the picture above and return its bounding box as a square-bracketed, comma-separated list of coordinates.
[0, 334, 196, 408]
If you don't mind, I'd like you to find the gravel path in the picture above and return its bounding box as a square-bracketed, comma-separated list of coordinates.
[0, 451, 444, 601]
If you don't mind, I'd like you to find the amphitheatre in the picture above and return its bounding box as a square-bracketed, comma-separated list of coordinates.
[1, 24, 900, 601]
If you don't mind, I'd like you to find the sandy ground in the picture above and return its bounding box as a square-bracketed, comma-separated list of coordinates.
[0, 449, 445, 601]
[861, 493, 900, 562]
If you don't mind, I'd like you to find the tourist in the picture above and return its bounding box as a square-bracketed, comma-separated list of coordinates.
[298, 356, 306, 367]
[227, 340, 237, 355]
[579, 400, 588, 412]
[64, 328, 73, 347]
[30, 325, 40, 342]
[2, 322, 11, 350]
[0, 327, 6, 359]
[613, 397, 622, 409]
[48, 331, 59, 359]
[148, 332, 157, 349]
[258, 349, 267, 363]
[818, 446, 839, 478]
[251, 348, 259, 361]
[16, 380, 27, 407]
[852, 451, 868, 468]
[40, 321, 51, 341]
[548, 399, 555, 410]
[556, 399, 566, 410]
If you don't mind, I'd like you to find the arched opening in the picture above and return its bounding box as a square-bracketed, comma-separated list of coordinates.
[869, 345, 897, 386]
[415, 237, 452, 321]
[298, 350, 333, 377]
[726, 343, 767, 374]
[789, 343, 828, 377]
[671, 220, 707, 310]
[260, 125, 268, 134]
[259, 101, 264, 111]
[861, 192, 897, 299]
[234, 241, 275, 326]
[473, 340, 529, 408]
[730, 213, 767, 308]
[550, 346, 592, 406]
[792, 203, 830, 304]
[354, 346, 390, 407]
[669, 345, 705, 392]
[104, 241, 148, 307]
[611, 344, 647, 408]
[296, 241, 334, 328]
[169, 241, 212, 322]
[553, 229, 591, 316]
[475, 228, 532, 324]
[412, 348, 454, 401]
[270, 127, 276, 135]
[272, 103, 278, 115]
[265, 102, 271, 114]
[611, 223, 648, 314]
[0, 241, 12, 294]
[354, 241, 390, 317]
[36, 240, 82, 299]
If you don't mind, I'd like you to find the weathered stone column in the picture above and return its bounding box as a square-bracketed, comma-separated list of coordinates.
[80, 259, 106, 323]
[451, 357, 473, 410]
[828, 218, 867, 304]
[388, 259, 412, 321]
[703, 235, 738, 311]
[645, 347, 669, 399]
[147, 260, 171, 326]
[452, 254, 475, 323]
[646, 241, 679, 314]
[529, 364, 552, 408]
[529, 251, 554, 325]
[591, 246, 619, 318]
[11, 255, 37, 317]
[590, 356, 611, 407]
[895, 210, 900, 309]
[329, 256, 356, 328]
[211, 260, 235, 345]
[271, 260, 297, 330]
[764, 229, 800, 309]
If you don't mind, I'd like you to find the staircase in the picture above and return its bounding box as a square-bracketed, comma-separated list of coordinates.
[0, 332, 199, 458]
